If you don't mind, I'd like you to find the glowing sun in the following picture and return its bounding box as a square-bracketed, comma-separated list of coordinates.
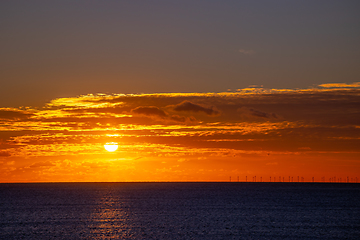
[104, 143, 118, 152]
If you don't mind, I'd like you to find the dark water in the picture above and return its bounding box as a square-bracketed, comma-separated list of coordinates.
[0, 183, 359, 239]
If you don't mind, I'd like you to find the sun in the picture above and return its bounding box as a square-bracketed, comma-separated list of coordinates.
[104, 143, 118, 152]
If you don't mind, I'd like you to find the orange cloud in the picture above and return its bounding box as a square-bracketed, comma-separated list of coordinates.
[318, 82, 360, 89]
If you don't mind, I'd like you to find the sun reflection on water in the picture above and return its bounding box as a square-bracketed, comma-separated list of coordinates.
[89, 186, 133, 239]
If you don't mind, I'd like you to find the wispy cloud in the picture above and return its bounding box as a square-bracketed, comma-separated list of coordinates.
[318, 82, 360, 89]
[239, 49, 255, 55]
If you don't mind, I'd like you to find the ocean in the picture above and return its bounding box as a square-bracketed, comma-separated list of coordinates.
[0, 182, 359, 239]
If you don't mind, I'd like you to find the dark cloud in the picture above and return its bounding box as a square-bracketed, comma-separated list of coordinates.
[0, 151, 11, 157]
[171, 101, 220, 116]
[29, 161, 55, 168]
[237, 107, 279, 119]
[0, 109, 33, 120]
[131, 106, 167, 118]
[169, 115, 197, 123]
[130, 106, 198, 124]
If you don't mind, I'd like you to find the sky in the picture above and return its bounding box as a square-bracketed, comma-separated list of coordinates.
[0, 1, 359, 182]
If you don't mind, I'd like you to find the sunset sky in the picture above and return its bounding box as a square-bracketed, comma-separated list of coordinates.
[1, 1, 359, 182]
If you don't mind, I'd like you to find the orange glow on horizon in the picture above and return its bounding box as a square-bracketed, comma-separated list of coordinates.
[0, 85, 359, 183]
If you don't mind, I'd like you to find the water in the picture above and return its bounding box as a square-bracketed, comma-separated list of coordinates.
[0, 183, 359, 239]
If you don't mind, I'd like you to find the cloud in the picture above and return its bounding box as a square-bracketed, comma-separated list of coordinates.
[1, 86, 359, 156]
[130, 106, 198, 124]
[1, 85, 360, 182]
[171, 101, 220, 116]
[29, 161, 55, 168]
[318, 82, 360, 89]
[0, 108, 34, 120]
[131, 106, 167, 118]
[47, 94, 126, 108]
[63, 106, 128, 115]
[169, 115, 197, 123]
[0, 151, 11, 157]
[239, 49, 255, 55]
[237, 107, 279, 120]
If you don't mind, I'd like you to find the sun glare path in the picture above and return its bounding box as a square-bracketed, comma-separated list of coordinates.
[104, 143, 118, 152]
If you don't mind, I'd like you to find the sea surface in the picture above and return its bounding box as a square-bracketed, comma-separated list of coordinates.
[0, 182, 359, 239]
